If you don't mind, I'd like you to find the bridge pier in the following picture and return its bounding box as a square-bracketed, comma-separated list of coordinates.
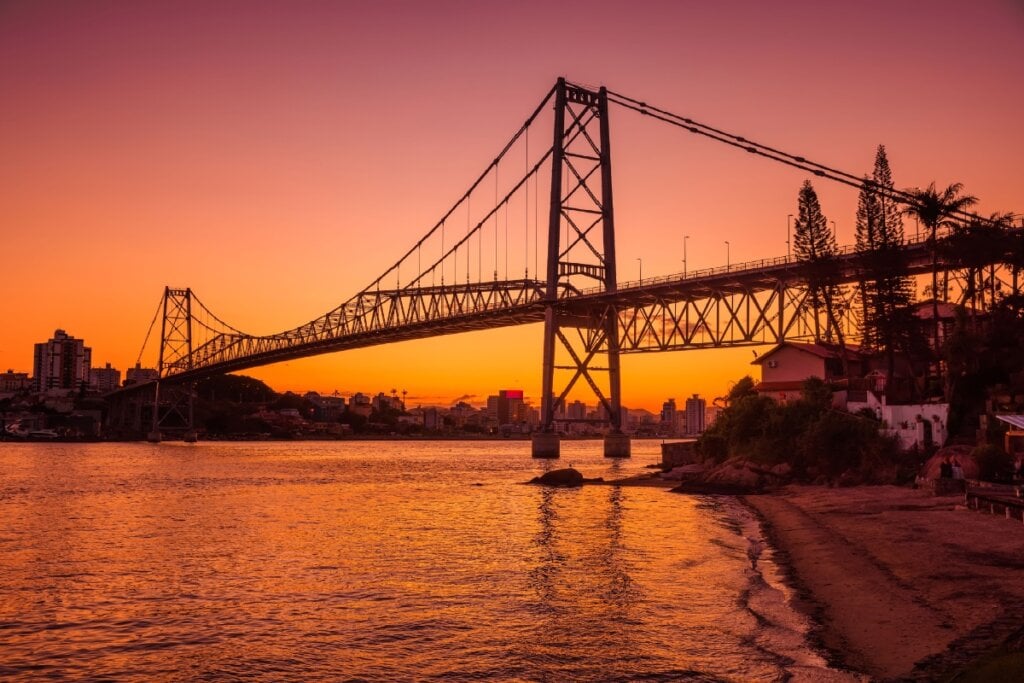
[603, 431, 631, 458]
[531, 432, 560, 459]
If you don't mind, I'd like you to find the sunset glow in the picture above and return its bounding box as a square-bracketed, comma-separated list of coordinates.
[2, 0, 1022, 410]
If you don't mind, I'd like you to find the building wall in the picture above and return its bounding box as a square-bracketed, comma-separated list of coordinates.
[759, 347, 827, 383]
[846, 392, 949, 450]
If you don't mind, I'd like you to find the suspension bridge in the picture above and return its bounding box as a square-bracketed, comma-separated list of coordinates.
[108, 78, 1021, 457]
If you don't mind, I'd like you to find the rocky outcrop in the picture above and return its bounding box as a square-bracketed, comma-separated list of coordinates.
[530, 467, 584, 487]
[671, 458, 797, 494]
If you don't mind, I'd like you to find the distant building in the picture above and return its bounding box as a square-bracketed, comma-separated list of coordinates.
[304, 391, 346, 421]
[685, 394, 706, 435]
[659, 397, 675, 430]
[422, 407, 442, 431]
[566, 400, 587, 420]
[449, 401, 476, 428]
[487, 389, 526, 426]
[660, 398, 678, 435]
[33, 329, 91, 392]
[124, 363, 159, 386]
[1, 370, 31, 393]
[90, 362, 121, 393]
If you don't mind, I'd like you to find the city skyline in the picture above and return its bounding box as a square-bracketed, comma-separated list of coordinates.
[2, 1, 1022, 412]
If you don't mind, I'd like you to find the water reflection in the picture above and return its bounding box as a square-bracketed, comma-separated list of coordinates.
[0, 441, 832, 681]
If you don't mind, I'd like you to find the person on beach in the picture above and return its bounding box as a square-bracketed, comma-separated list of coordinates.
[939, 455, 953, 479]
[951, 456, 964, 480]
[1014, 454, 1023, 482]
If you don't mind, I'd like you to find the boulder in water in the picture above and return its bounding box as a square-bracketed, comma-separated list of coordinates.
[530, 467, 584, 487]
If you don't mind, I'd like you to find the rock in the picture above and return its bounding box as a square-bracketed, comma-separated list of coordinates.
[704, 460, 764, 490]
[531, 467, 585, 487]
[660, 464, 706, 480]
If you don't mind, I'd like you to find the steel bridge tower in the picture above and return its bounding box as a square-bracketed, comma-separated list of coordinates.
[147, 287, 198, 443]
[532, 79, 629, 458]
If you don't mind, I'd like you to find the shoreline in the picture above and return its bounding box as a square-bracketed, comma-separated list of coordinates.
[743, 485, 1024, 680]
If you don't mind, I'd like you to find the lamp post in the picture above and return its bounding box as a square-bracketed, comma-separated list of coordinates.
[787, 214, 793, 260]
[636, 257, 642, 286]
[683, 235, 689, 277]
[724, 241, 730, 271]
[831, 220, 838, 242]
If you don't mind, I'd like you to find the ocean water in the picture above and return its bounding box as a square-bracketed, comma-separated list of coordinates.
[0, 440, 849, 681]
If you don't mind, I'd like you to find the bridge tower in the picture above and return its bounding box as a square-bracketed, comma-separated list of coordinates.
[532, 79, 629, 459]
[148, 286, 197, 443]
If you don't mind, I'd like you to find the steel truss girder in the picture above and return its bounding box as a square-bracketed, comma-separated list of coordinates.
[164, 279, 546, 377]
[612, 280, 860, 353]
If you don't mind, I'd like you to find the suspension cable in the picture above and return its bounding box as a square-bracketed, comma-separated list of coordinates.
[606, 89, 999, 226]
[135, 294, 164, 367]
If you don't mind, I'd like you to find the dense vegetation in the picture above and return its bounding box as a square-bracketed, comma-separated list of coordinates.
[698, 377, 907, 484]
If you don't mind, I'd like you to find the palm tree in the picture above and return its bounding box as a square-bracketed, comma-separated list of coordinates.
[902, 182, 977, 360]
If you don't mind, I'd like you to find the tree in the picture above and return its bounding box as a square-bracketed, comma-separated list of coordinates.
[855, 146, 914, 378]
[793, 180, 846, 359]
[902, 182, 978, 359]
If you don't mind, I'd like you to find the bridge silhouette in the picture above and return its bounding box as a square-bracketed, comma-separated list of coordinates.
[112, 78, 1020, 456]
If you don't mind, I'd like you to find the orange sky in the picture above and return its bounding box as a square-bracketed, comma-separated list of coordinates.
[2, 0, 1022, 411]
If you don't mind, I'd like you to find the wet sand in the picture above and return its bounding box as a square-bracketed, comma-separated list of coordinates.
[745, 486, 1024, 680]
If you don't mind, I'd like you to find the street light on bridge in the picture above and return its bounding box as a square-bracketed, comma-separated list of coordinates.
[636, 257, 642, 285]
[683, 235, 689, 277]
[724, 241, 730, 271]
[787, 214, 793, 260]
[831, 220, 838, 241]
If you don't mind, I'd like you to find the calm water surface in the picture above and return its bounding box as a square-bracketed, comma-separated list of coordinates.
[0, 441, 847, 681]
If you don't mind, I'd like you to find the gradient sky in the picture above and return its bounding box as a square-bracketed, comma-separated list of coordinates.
[2, 0, 1022, 410]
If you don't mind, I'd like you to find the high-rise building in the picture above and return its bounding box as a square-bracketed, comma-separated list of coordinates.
[90, 362, 121, 393]
[487, 389, 526, 425]
[685, 393, 707, 435]
[661, 398, 677, 434]
[33, 329, 91, 392]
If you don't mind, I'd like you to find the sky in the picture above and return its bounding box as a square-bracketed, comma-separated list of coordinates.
[2, 0, 1023, 411]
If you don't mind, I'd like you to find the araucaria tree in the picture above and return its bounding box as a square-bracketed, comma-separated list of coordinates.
[855, 146, 914, 376]
[793, 180, 843, 349]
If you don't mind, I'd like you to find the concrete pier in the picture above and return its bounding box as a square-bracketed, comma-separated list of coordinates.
[531, 432, 560, 458]
[604, 432, 631, 458]
[146, 431, 161, 443]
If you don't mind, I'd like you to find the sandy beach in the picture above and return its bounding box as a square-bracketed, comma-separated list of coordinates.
[745, 486, 1024, 681]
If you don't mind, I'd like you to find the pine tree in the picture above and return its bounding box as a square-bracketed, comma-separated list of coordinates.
[855, 146, 914, 378]
[855, 176, 882, 350]
[793, 180, 844, 352]
[872, 146, 905, 248]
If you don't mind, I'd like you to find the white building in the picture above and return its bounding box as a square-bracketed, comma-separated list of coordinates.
[846, 391, 949, 450]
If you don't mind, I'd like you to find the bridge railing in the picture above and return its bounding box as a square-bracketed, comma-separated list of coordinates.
[587, 229, 942, 295]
